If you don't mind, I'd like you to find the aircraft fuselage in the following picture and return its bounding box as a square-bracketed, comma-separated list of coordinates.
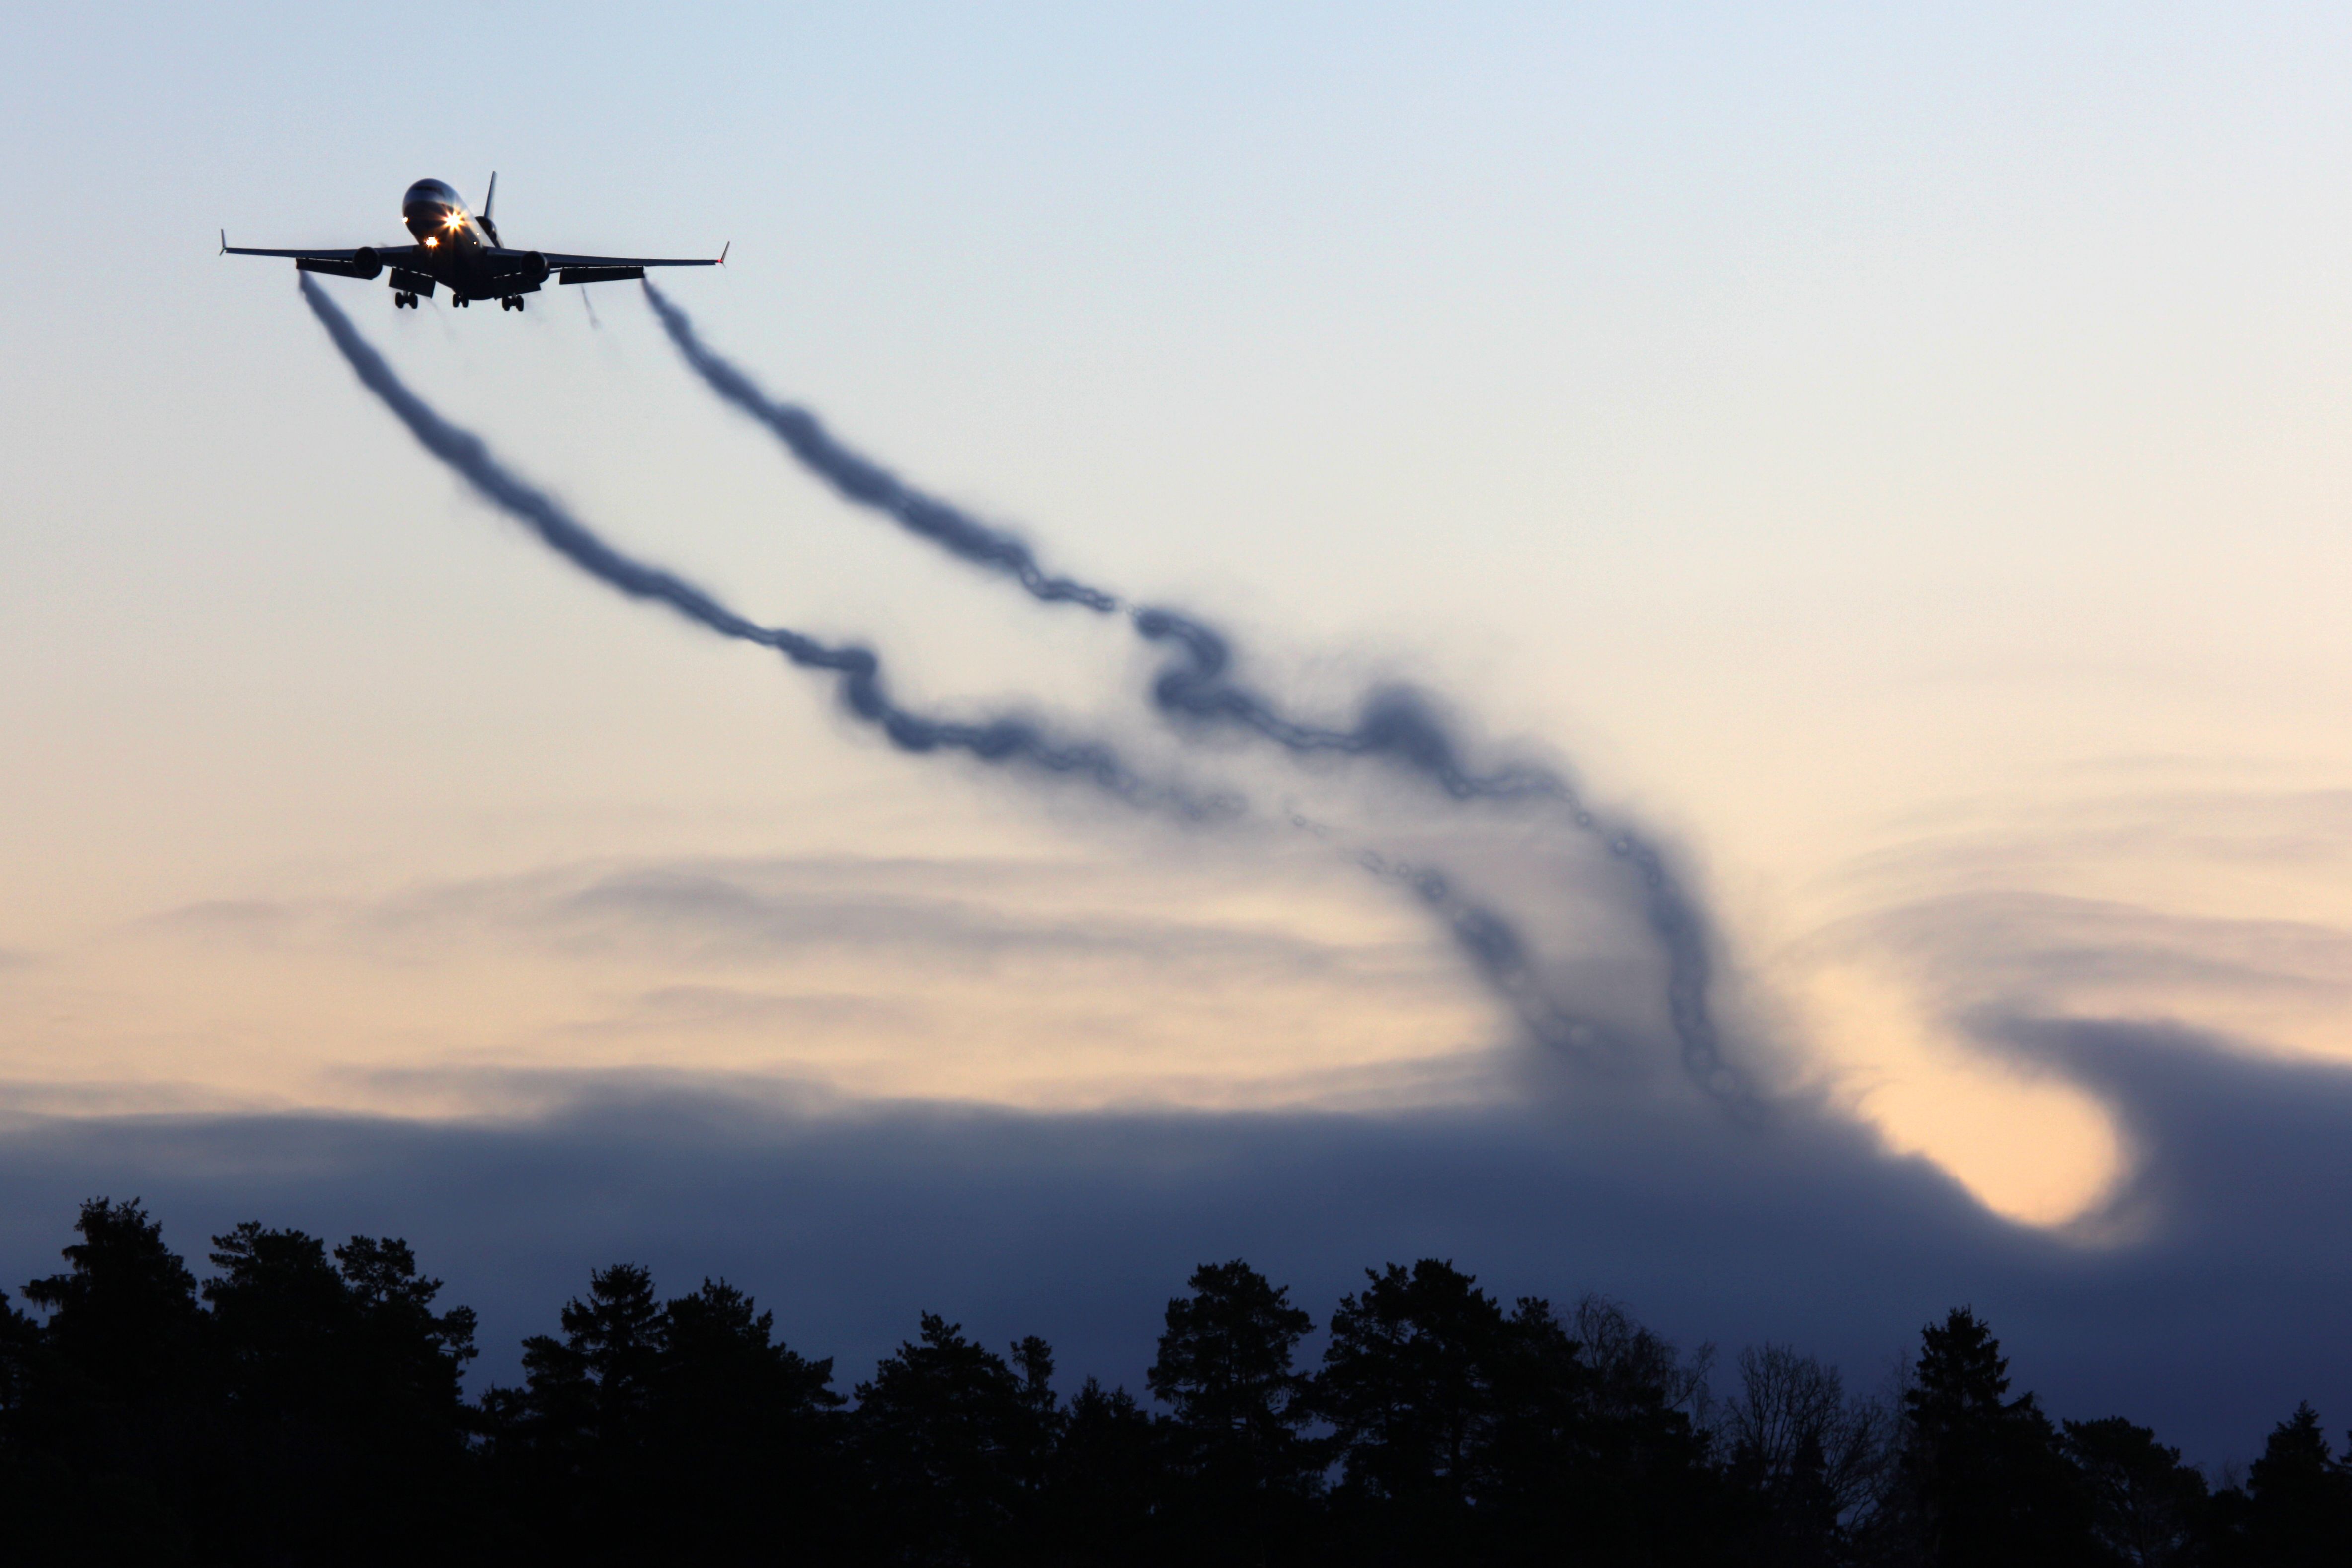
[391, 178, 540, 307]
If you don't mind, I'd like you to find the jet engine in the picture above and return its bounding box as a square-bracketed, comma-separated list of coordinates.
[296, 246, 384, 281]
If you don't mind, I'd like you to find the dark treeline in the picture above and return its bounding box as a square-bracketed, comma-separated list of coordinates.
[2, 1199, 2348, 1566]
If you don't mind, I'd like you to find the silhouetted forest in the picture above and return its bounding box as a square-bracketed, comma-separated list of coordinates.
[2, 1198, 2347, 1565]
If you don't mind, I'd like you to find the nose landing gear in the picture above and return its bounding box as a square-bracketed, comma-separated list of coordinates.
[394, 292, 417, 309]
[500, 295, 525, 312]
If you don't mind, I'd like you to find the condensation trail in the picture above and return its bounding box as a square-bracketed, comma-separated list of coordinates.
[298, 274, 1219, 817]
[642, 283, 1118, 612]
[644, 282, 1750, 1108]
[1147, 608, 1741, 1106]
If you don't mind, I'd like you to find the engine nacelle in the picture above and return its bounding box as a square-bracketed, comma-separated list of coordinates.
[297, 246, 385, 282]
[560, 265, 647, 285]
[522, 250, 549, 284]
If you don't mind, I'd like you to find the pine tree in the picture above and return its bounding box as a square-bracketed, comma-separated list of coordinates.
[1148, 1260, 1320, 1562]
[2232, 1403, 2352, 1566]
[1889, 1308, 2093, 1567]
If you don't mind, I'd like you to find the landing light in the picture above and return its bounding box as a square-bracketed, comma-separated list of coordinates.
[424, 235, 439, 248]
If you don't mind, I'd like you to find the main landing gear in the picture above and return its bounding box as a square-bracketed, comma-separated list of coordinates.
[391, 291, 523, 312]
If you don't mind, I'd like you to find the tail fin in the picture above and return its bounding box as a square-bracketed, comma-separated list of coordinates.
[480, 171, 501, 247]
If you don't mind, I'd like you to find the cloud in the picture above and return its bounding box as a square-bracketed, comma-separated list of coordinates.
[537, 861, 1378, 971]
[3, 1024, 2349, 1469]
[10, 849, 1493, 1117]
[570, 984, 927, 1037]
[1796, 783, 2352, 1125]
[140, 851, 1457, 993]
[1856, 890, 2352, 1014]
[1848, 786, 2352, 894]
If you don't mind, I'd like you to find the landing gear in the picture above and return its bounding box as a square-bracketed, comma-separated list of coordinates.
[452, 295, 470, 309]
[394, 292, 416, 309]
[500, 295, 525, 312]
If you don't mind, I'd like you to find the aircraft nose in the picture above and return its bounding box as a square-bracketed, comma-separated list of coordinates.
[402, 181, 465, 228]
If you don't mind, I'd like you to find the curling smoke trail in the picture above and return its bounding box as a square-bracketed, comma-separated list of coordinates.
[642, 285, 1118, 612]
[297, 274, 1213, 815]
[645, 283, 1749, 1107]
[1143, 604, 1739, 1104]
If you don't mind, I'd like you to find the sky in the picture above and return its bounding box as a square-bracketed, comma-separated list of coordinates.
[5, 2, 2352, 1463]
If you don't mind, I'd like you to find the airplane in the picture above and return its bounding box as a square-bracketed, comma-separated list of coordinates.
[222, 174, 724, 311]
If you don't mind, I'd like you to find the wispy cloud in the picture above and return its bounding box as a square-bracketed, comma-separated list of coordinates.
[1855, 891, 2352, 1012]
[1810, 783, 2352, 1069]
[145, 852, 1446, 981]
[26, 849, 1492, 1118]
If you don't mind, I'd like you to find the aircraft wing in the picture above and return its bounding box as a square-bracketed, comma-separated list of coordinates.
[221, 244, 406, 260]
[220, 236, 420, 264]
[533, 248, 725, 269]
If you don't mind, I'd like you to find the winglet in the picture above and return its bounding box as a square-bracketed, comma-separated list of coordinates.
[718, 241, 730, 266]
[219, 228, 227, 256]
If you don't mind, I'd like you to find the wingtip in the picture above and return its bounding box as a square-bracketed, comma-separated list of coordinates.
[718, 241, 730, 266]
[219, 228, 226, 255]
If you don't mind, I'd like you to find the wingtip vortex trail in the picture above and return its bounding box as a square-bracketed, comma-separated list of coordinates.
[297, 271, 1229, 822]
[635, 278, 1757, 1113]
